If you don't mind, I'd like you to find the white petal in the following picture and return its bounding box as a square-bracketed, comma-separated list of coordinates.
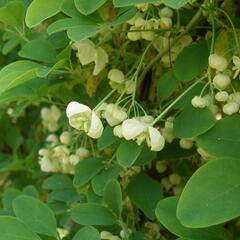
[87, 112, 104, 139]
[93, 47, 109, 75]
[66, 101, 91, 118]
[233, 56, 240, 67]
[122, 119, 146, 140]
[148, 127, 165, 151]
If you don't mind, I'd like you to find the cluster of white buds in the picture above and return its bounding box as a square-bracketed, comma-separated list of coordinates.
[72, 39, 108, 76]
[144, 222, 161, 240]
[66, 101, 103, 139]
[162, 117, 175, 143]
[127, 7, 174, 42]
[161, 173, 183, 195]
[113, 116, 165, 152]
[38, 131, 90, 174]
[107, 69, 135, 95]
[41, 105, 61, 132]
[100, 231, 121, 240]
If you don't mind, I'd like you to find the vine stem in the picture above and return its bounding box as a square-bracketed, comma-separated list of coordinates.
[151, 75, 207, 125]
[138, 7, 202, 84]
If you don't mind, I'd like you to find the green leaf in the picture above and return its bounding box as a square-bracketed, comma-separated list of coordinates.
[0, 60, 40, 95]
[113, 0, 160, 7]
[97, 126, 119, 150]
[173, 41, 209, 82]
[133, 143, 157, 165]
[74, 0, 107, 15]
[13, 196, 57, 238]
[73, 226, 101, 240]
[126, 174, 163, 219]
[177, 157, 240, 228]
[73, 157, 104, 187]
[42, 174, 73, 190]
[174, 106, 216, 138]
[71, 203, 117, 225]
[110, 7, 137, 26]
[197, 116, 240, 158]
[19, 40, 57, 63]
[0, 216, 42, 240]
[6, 126, 23, 150]
[117, 140, 143, 167]
[104, 180, 122, 217]
[162, 0, 190, 9]
[91, 164, 120, 196]
[156, 196, 229, 240]
[26, 0, 63, 28]
[157, 70, 179, 103]
[0, 1, 24, 30]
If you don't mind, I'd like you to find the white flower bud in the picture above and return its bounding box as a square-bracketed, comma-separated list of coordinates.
[215, 91, 229, 102]
[159, 17, 172, 29]
[93, 46, 109, 76]
[38, 148, 49, 157]
[147, 127, 165, 151]
[191, 96, 207, 108]
[76, 147, 90, 159]
[165, 117, 174, 129]
[113, 125, 123, 138]
[41, 107, 51, 120]
[197, 147, 212, 160]
[100, 231, 112, 239]
[223, 102, 239, 115]
[228, 92, 240, 105]
[213, 74, 231, 90]
[136, 3, 149, 12]
[128, 26, 141, 41]
[161, 177, 172, 191]
[39, 157, 58, 172]
[50, 105, 61, 121]
[87, 112, 104, 139]
[162, 127, 175, 143]
[208, 54, 228, 72]
[108, 69, 125, 83]
[47, 122, 59, 132]
[46, 134, 58, 144]
[69, 154, 80, 165]
[173, 185, 183, 195]
[159, 7, 174, 18]
[109, 236, 121, 240]
[169, 173, 182, 185]
[179, 138, 194, 149]
[60, 131, 71, 145]
[134, 17, 146, 27]
[125, 80, 135, 94]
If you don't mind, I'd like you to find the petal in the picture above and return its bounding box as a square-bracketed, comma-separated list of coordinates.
[87, 112, 104, 139]
[233, 56, 240, 66]
[148, 127, 165, 151]
[93, 47, 109, 75]
[122, 119, 146, 140]
[66, 101, 91, 118]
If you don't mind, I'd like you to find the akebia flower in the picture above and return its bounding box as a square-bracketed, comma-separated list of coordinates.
[213, 74, 231, 90]
[146, 127, 165, 151]
[66, 101, 103, 139]
[72, 39, 108, 76]
[208, 54, 228, 72]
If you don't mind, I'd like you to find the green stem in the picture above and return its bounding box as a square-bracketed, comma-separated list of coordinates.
[152, 75, 207, 125]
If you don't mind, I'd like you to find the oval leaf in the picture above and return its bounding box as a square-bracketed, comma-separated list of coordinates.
[177, 157, 240, 228]
[74, 0, 107, 15]
[73, 226, 100, 240]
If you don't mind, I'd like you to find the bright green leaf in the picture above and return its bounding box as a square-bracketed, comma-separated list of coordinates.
[73, 226, 101, 240]
[13, 196, 57, 238]
[113, 0, 159, 7]
[71, 203, 117, 225]
[74, 0, 107, 15]
[174, 106, 216, 138]
[162, 0, 190, 9]
[26, 0, 63, 28]
[177, 157, 240, 228]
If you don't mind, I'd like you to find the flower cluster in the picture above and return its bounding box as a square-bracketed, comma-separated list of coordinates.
[192, 54, 240, 116]
[127, 7, 174, 42]
[40, 105, 61, 132]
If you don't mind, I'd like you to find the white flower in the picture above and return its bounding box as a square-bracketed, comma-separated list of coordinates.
[232, 55, 240, 79]
[113, 125, 123, 138]
[213, 74, 231, 90]
[141, 22, 155, 41]
[159, 7, 174, 18]
[66, 101, 104, 139]
[228, 92, 240, 105]
[103, 104, 127, 126]
[76, 147, 90, 159]
[122, 118, 146, 140]
[146, 127, 165, 151]
[60, 131, 71, 145]
[215, 91, 228, 102]
[159, 17, 172, 29]
[46, 134, 58, 145]
[108, 69, 125, 83]
[73, 39, 108, 76]
[208, 54, 228, 72]
[69, 154, 80, 166]
[128, 26, 141, 41]
[39, 157, 58, 172]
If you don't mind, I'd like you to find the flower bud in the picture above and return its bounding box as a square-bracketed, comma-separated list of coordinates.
[156, 160, 167, 173]
[113, 125, 123, 138]
[60, 131, 71, 145]
[191, 96, 207, 108]
[69, 154, 80, 165]
[159, 7, 174, 18]
[179, 138, 194, 149]
[46, 134, 58, 144]
[109, 236, 121, 240]
[103, 104, 127, 126]
[76, 147, 90, 159]
[213, 74, 231, 90]
[134, 17, 146, 27]
[100, 231, 112, 239]
[169, 173, 181, 185]
[159, 17, 172, 29]
[147, 127, 165, 151]
[228, 92, 240, 105]
[223, 102, 239, 115]
[215, 91, 228, 102]
[208, 54, 228, 71]
[108, 69, 125, 83]
[128, 26, 141, 41]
